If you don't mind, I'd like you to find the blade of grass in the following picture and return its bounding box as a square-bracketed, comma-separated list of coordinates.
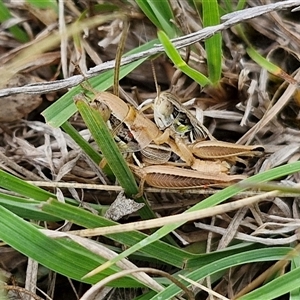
[239, 264, 300, 300]
[84, 160, 300, 276]
[3, 13, 122, 85]
[75, 97, 137, 194]
[0, 205, 144, 287]
[0, 168, 88, 208]
[202, 0, 222, 84]
[246, 46, 297, 84]
[113, 19, 129, 97]
[0, 169, 54, 201]
[26, 0, 57, 11]
[43, 199, 272, 273]
[235, 24, 297, 84]
[236, 0, 247, 11]
[290, 253, 300, 300]
[157, 30, 212, 86]
[135, 0, 177, 37]
[0, 0, 29, 42]
[41, 199, 194, 268]
[0, 192, 59, 221]
[151, 247, 293, 299]
[42, 199, 263, 272]
[60, 121, 114, 179]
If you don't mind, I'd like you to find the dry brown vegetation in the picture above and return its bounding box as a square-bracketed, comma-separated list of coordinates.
[2, 1, 300, 299]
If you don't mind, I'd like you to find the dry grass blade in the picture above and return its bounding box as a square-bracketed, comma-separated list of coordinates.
[178, 275, 229, 300]
[238, 66, 300, 144]
[43, 230, 163, 292]
[81, 268, 194, 300]
[113, 19, 130, 97]
[69, 191, 278, 237]
[0, 12, 124, 87]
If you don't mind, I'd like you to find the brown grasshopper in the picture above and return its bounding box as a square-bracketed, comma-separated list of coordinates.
[76, 56, 262, 189]
[84, 90, 262, 188]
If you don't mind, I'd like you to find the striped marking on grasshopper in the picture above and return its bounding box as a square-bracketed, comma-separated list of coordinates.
[131, 164, 246, 189]
[189, 140, 264, 159]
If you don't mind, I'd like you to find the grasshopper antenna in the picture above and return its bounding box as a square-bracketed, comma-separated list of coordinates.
[151, 60, 161, 97]
[72, 62, 96, 96]
[113, 19, 130, 98]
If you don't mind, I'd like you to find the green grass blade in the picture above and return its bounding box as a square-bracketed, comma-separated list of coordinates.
[60, 121, 114, 179]
[157, 30, 212, 86]
[0, 168, 86, 208]
[0, 192, 59, 221]
[290, 254, 300, 299]
[147, 0, 177, 38]
[240, 265, 300, 300]
[246, 46, 296, 84]
[135, 0, 177, 37]
[235, 25, 296, 84]
[236, 0, 247, 11]
[0, 169, 53, 201]
[135, 1, 161, 29]
[41, 199, 273, 271]
[61, 121, 102, 164]
[185, 243, 266, 268]
[202, 0, 222, 84]
[0, 205, 143, 287]
[151, 247, 293, 299]
[26, 0, 57, 11]
[41, 199, 194, 268]
[75, 98, 137, 194]
[88, 160, 300, 275]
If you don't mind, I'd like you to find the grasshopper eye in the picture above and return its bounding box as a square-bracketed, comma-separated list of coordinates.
[90, 100, 111, 122]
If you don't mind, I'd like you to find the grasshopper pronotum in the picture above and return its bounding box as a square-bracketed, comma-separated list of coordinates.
[153, 91, 215, 141]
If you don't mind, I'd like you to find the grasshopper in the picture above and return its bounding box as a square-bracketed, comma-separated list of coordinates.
[77, 69, 263, 190]
[85, 90, 262, 183]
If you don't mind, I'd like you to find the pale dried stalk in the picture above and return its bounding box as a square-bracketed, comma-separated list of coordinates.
[69, 190, 278, 236]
